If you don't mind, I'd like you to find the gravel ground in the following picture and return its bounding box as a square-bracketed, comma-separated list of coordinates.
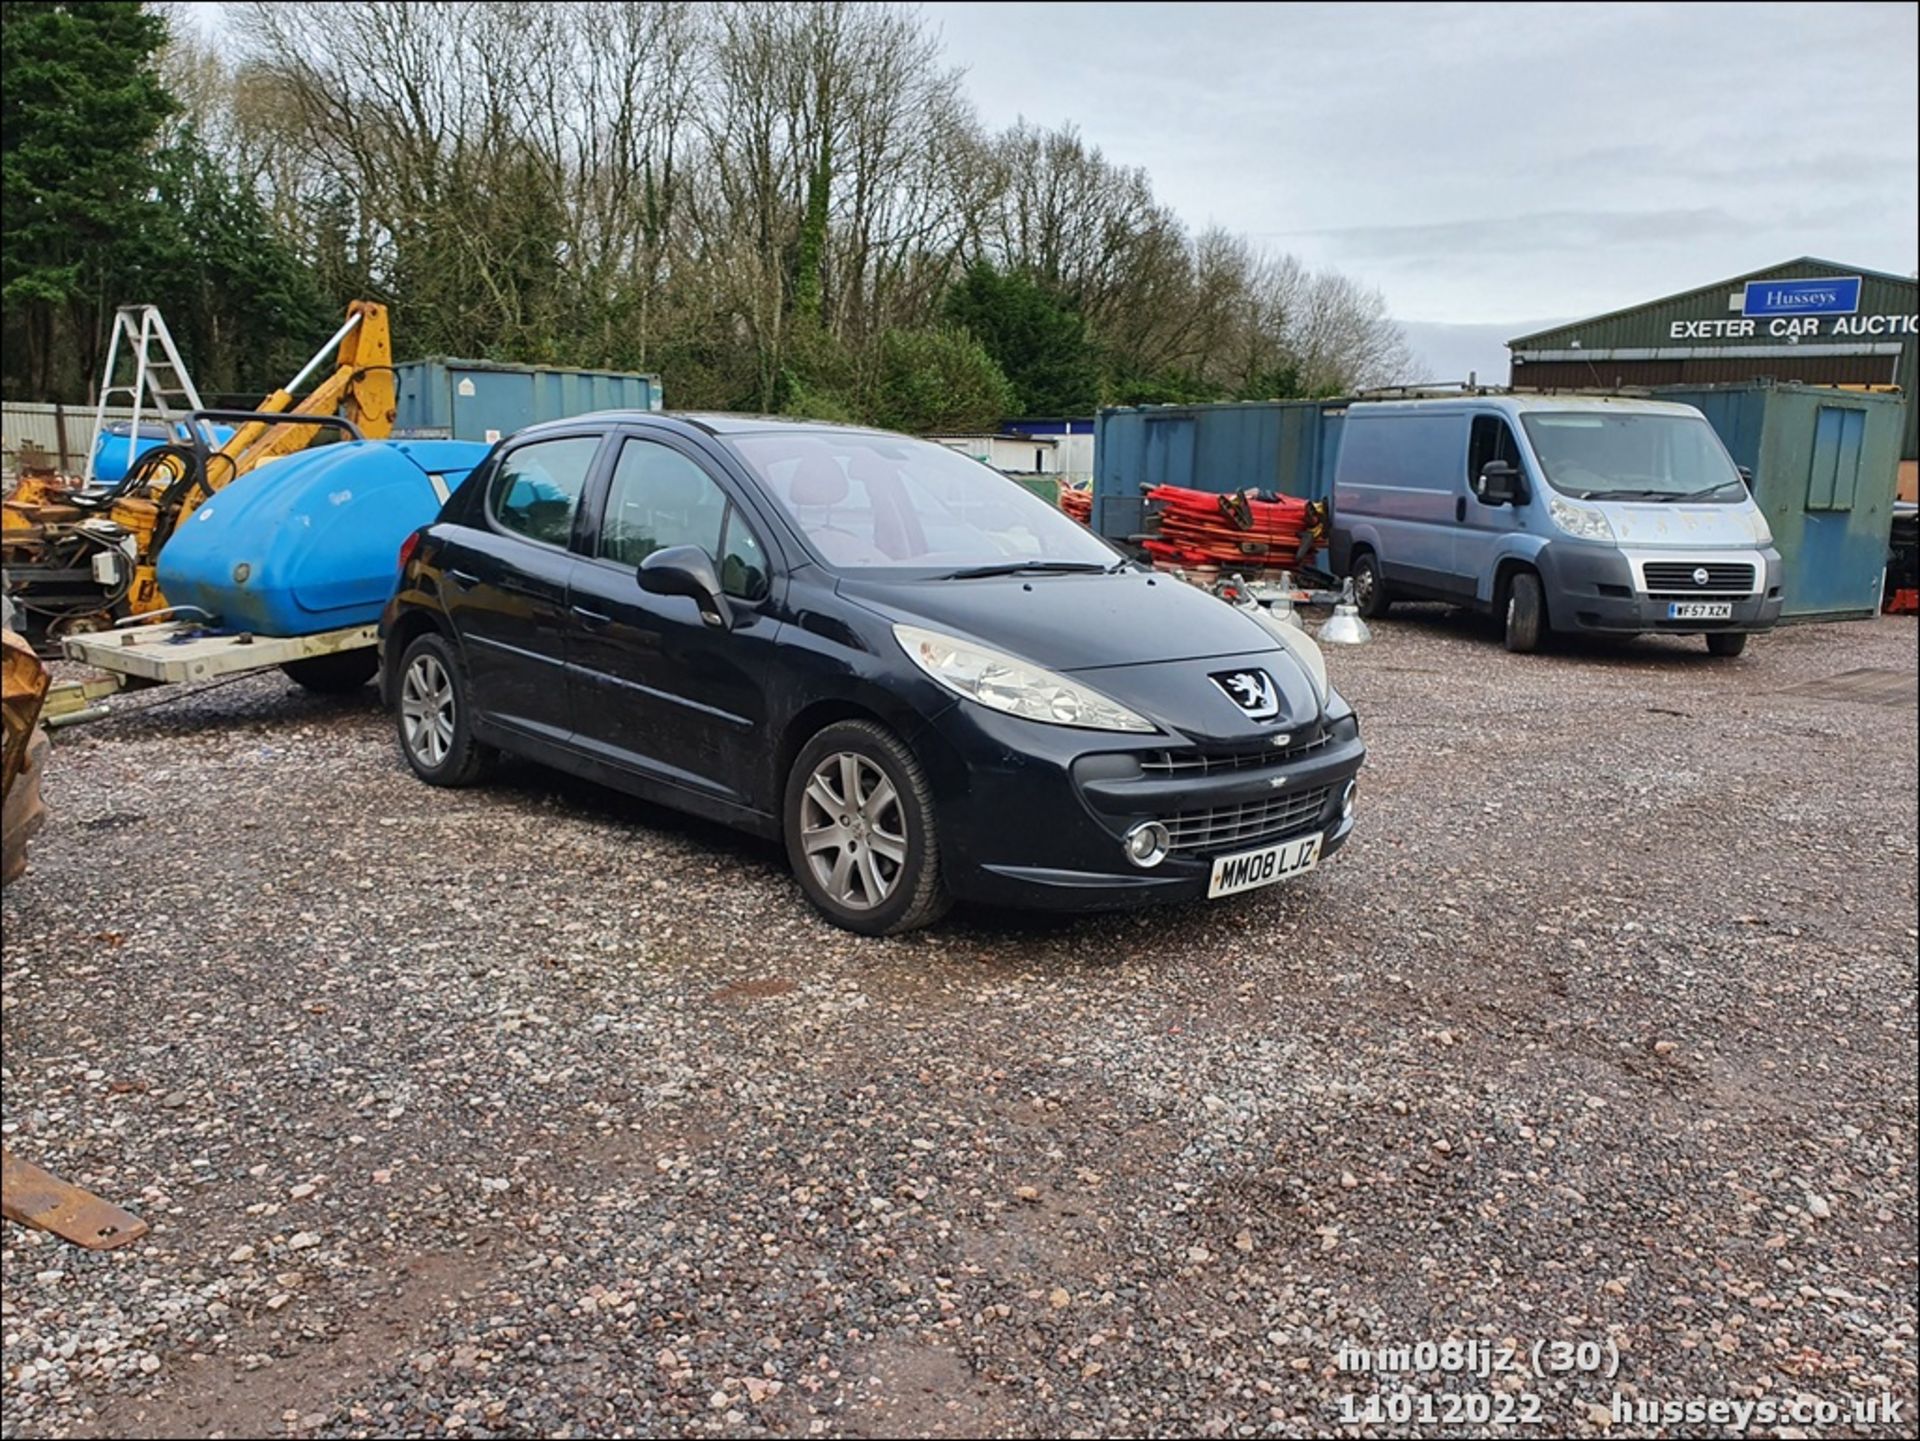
[3, 610, 1915, 1439]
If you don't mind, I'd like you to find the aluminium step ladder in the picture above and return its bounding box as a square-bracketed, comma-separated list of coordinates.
[81, 305, 207, 485]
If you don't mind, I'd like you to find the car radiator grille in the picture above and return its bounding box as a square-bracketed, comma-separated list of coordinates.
[1642, 561, 1755, 594]
[1140, 732, 1329, 777]
[1162, 786, 1330, 855]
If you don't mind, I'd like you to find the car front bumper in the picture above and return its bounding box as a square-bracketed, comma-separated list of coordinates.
[1538, 542, 1784, 635]
[917, 702, 1365, 912]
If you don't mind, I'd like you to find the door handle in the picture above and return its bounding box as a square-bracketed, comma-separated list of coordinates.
[447, 568, 480, 590]
[1455, 497, 1467, 522]
[570, 605, 611, 629]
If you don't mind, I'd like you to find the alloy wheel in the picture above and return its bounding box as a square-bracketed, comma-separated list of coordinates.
[798, 751, 908, 910]
[400, 652, 455, 768]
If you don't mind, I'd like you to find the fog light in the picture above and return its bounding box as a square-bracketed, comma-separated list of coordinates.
[1123, 820, 1170, 869]
[1341, 780, 1356, 820]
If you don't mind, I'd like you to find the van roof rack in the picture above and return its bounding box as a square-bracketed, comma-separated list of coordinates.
[1349, 377, 1510, 400]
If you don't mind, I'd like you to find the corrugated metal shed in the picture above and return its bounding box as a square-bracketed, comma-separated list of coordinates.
[1510, 258, 1917, 461]
[393, 358, 662, 442]
[2, 401, 137, 476]
[1655, 382, 1905, 622]
[1092, 400, 1346, 541]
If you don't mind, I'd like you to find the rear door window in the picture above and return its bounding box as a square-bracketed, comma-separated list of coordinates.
[490, 436, 601, 548]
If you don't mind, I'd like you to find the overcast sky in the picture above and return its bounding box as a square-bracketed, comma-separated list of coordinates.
[182, 1, 1918, 380]
[920, 0, 1919, 378]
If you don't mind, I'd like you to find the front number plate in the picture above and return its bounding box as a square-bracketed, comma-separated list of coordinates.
[1667, 601, 1733, 620]
[1208, 831, 1324, 899]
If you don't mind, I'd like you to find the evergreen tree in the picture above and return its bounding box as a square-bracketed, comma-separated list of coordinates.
[0, 0, 174, 396]
[943, 262, 1101, 418]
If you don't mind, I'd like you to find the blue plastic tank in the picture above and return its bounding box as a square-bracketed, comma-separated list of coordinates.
[91, 421, 238, 484]
[155, 439, 491, 635]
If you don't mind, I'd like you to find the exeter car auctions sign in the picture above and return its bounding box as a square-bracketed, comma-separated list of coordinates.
[1742, 276, 1862, 317]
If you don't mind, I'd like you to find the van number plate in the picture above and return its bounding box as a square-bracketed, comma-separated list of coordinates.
[1667, 601, 1733, 620]
[1208, 831, 1323, 899]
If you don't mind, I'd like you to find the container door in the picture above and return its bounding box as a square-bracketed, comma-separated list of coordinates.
[441, 432, 607, 743]
[1146, 416, 1195, 491]
[451, 369, 540, 445]
[1790, 404, 1878, 618]
[565, 433, 780, 808]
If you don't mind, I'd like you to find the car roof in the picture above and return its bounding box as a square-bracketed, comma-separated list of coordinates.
[510, 410, 904, 440]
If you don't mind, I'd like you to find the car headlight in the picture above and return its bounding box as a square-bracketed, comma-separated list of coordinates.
[1548, 494, 1616, 543]
[1245, 605, 1329, 705]
[1748, 508, 1774, 547]
[894, 624, 1156, 732]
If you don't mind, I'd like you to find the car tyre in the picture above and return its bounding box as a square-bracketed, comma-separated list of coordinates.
[394, 632, 494, 786]
[785, 720, 950, 936]
[1504, 570, 1545, 653]
[1351, 551, 1391, 618]
[1705, 631, 1748, 658]
[282, 648, 379, 693]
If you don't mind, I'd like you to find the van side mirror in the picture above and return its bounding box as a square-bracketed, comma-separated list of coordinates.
[1737, 465, 1754, 490]
[638, 545, 734, 628]
[1474, 459, 1521, 506]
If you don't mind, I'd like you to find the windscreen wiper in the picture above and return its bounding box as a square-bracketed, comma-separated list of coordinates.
[937, 560, 1112, 580]
[1577, 488, 1671, 502]
[1669, 482, 1740, 502]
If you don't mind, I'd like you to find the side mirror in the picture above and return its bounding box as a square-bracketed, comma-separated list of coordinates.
[1737, 465, 1754, 490]
[1474, 459, 1520, 506]
[638, 545, 733, 628]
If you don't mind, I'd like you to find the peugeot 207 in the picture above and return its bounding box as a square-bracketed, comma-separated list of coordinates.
[380, 414, 1365, 935]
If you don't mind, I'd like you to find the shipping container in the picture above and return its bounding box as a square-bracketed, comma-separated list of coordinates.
[1091, 399, 1346, 542]
[1653, 381, 1905, 622]
[392, 358, 662, 443]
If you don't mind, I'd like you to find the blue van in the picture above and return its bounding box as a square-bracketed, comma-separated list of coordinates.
[1328, 396, 1784, 655]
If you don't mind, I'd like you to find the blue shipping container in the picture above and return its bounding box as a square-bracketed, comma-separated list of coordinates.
[393, 357, 662, 442]
[1653, 381, 1904, 622]
[1092, 400, 1347, 542]
[156, 439, 490, 636]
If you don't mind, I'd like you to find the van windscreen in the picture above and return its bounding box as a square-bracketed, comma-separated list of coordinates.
[1519, 413, 1745, 503]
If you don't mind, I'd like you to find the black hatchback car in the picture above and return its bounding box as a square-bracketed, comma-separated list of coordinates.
[380, 413, 1365, 934]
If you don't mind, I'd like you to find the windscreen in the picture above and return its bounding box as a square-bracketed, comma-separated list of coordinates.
[1519, 412, 1745, 502]
[722, 431, 1120, 571]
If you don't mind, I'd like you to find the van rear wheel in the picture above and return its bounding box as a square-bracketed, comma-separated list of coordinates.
[1705, 631, 1748, 658]
[1504, 571, 1545, 653]
[1351, 552, 1390, 618]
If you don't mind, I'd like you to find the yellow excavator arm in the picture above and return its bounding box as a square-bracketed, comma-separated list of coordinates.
[214, 300, 396, 474]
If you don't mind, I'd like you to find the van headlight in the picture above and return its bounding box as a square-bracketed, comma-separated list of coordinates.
[1548, 495, 1616, 543]
[1748, 508, 1774, 547]
[894, 624, 1156, 732]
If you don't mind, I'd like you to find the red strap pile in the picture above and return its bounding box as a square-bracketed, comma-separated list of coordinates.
[1139, 485, 1321, 572]
[1057, 480, 1092, 524]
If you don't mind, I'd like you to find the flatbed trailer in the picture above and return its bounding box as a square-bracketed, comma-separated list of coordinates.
[48, 621, 377, 723]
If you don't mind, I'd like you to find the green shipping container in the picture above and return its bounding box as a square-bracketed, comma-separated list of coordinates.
[1656, 382, 1905, 622]
[392, 357, 662, 443]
